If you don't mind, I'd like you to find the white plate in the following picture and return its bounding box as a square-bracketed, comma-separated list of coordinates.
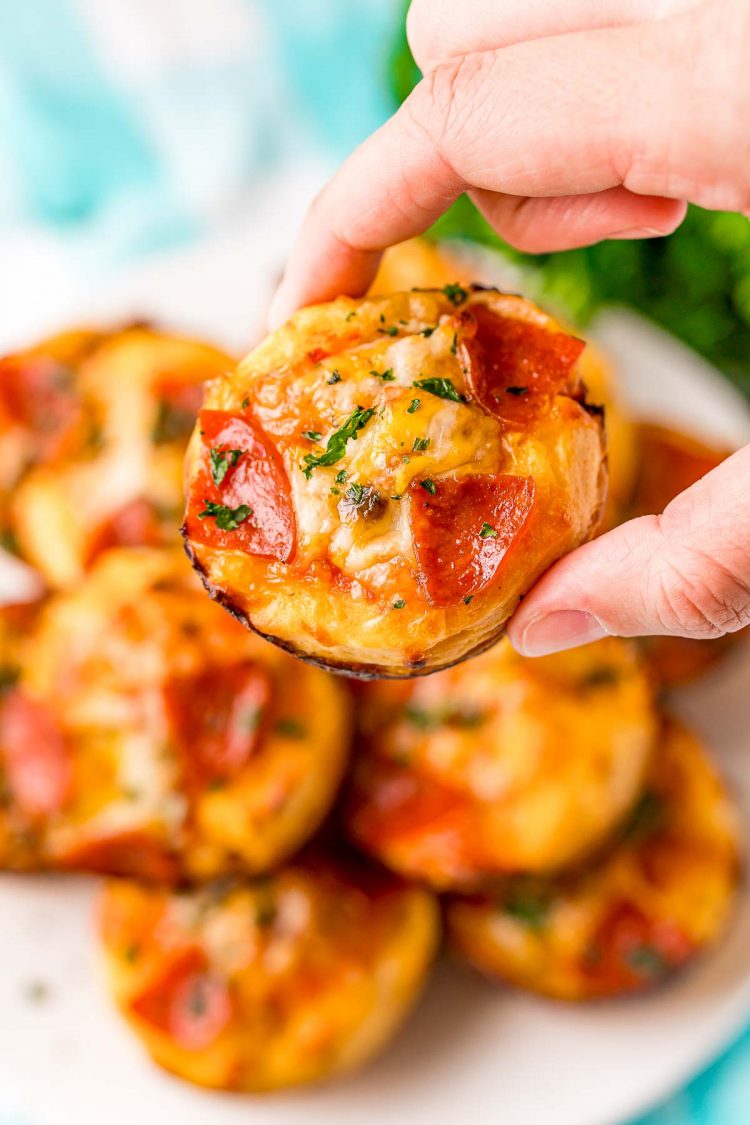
[0, 235, 749, 1125]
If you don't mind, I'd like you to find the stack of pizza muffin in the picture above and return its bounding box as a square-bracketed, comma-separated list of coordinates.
[0, 248, 742, 1095]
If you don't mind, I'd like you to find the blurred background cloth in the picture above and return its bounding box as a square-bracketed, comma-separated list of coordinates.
[0, 2, 748, 1122]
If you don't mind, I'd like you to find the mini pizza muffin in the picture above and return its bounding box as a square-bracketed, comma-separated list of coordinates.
[629, 423, 741, 687]
[373, 239, 638, 531]
[1, 324, 232, 586]
[446, 719, 741, 1000]
[0, 548, 349, 880]
[344, 637, 656, 889]
[183, 287, 606, 677]
[98, 850, 439, 1091]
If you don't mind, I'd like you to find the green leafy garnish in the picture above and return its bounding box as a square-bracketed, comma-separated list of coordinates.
[442, 283, 468, 305]
[451, 332, 458, 355]
[501, 886, 551, 932]
[391, 493, 402, 501]
[463, 595, 474, 605]
[407, 398, 421, 413]
[479, 522, 498, 539]
[241, 397, 250, 409]
[506, 385, 529, 396]
[412, 436, 430, 452]
[371, 368, 395, 381]
[303, 430, 322, 442]
[346, 482, 365, 504]
[301, 406, 376, 478]
[413, 376, 467, 403]
[420, 326, 436, 337]
[392, 598, 406, 610]
[198, 501, 252, 531]
[209, 446, 243, 486]
[335, 469, 348, 484]
[379, 325, 399, 337]
[327, 370, 342, 384]
[420, 479, 436, 495]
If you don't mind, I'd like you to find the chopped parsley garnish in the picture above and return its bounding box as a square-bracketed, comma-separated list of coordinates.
[330, 487, 340, 496]
[339, 482, 385, 521]
[420, 326, 436, 337]
[392, 598, 406, 610]
[442, 283, 468, 305]
[346, 482, 365, 504]
[303, 430, 322, 442]
[626, 945, 668, 979]
[451, 332, 458, 355]
[209, 446, 243, 486]
[301, 406, 375, 478]
[506, 385, 529, 396]
[198, 501, 252, 531]
[579, 665, 621, 689]
[335, 469, 347, 484]
[345, 310, 356, 322]
[413, 376, 467, 403]
[152, 400, 195, 444]
[241, 397, 250, 409]
[371, 367, 395, 381]
[407, 398, 421, 413]
[501, 886, 551, 932]
[275, 717, 307, 738]
[420, 479, 437, 495]
[327, 370, 342, 384]
[463, 594, 474, 605]
[479, 522, 498, 539]
[379, 325, 399, 337]
[391, 493, 402, 501]
[412, 436, 431, 452]
[404, 704, 487, 731]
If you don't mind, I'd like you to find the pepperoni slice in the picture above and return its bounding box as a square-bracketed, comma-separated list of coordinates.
[410, 474, 536, 607]
[56, 831, 180, 882]
[462, 305, 585, 426]
[0, 355, 84, 462]
[130, 948, 233, 1050]
[164, 662, 273, 789]
[87, 498, 165, 563]
[184, 409, 296, 562]
[0, 690, 72, 818]
[582, 901, 694, 995]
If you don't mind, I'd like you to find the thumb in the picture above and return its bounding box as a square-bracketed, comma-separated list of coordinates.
[507, 444, 750, 656]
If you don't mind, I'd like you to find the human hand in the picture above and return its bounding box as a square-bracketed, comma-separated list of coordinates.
[270, 0, 750, 654]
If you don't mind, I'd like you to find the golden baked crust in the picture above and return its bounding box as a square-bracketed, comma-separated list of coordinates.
[183, 286, 607, 677]
[0, 325, 233, 587]
[446, 719, 741, 1000]
[0, 548, 350, 879]
[344, 637, 656, 889]
[98, 851, 438, 1091]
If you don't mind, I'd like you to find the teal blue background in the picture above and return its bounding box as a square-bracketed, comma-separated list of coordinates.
[0, 2, 747, 1121]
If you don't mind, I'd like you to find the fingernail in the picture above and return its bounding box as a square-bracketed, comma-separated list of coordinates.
[516, 610, 608, 657]
[610, 226, 666, 240]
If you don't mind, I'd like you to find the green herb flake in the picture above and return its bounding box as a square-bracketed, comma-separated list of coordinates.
[412, 436, 431, 452]
[442, 283, 468, 305]
[346, 482, 365, 504]
[407, 398, 421, 414]
[378, 325, 399, 337]
[501, 887, 550, 933]
[330, 487, 340, 496]
[626, 945, 668, 979]
[303, 430, 322, 442]
[371, 368, 395, 382]
[198, 501, 252, 531]
[420, 479, 437, 495]
[301, 406, 376, 478]
[209, 446, 243, 486]
[392, 598, 406, 610]
[345, 310, 356, 322]
[463, 595, 474, 605]
[327, 370, 342, 384]
[335, 469, 347, 484]
[413, 376, 467, 403]
[450, 332, 458, 355]
[479, 522, 498, 539]
[506, 385, 529, 396]
[241, 397, 250, 409]
[275, 717, 307, 739]
[420, 326, 436, 338]
[391, 493, 402, 501]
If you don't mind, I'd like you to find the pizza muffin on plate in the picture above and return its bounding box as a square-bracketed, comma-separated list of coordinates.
[98, 850, 438, 1091]
[446, 719, 741, 1000]
[0, 324, 232, 587]
[0, 548, 350, 880]
[344, 637, 656, 889]
[182, 286, 607, 677]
